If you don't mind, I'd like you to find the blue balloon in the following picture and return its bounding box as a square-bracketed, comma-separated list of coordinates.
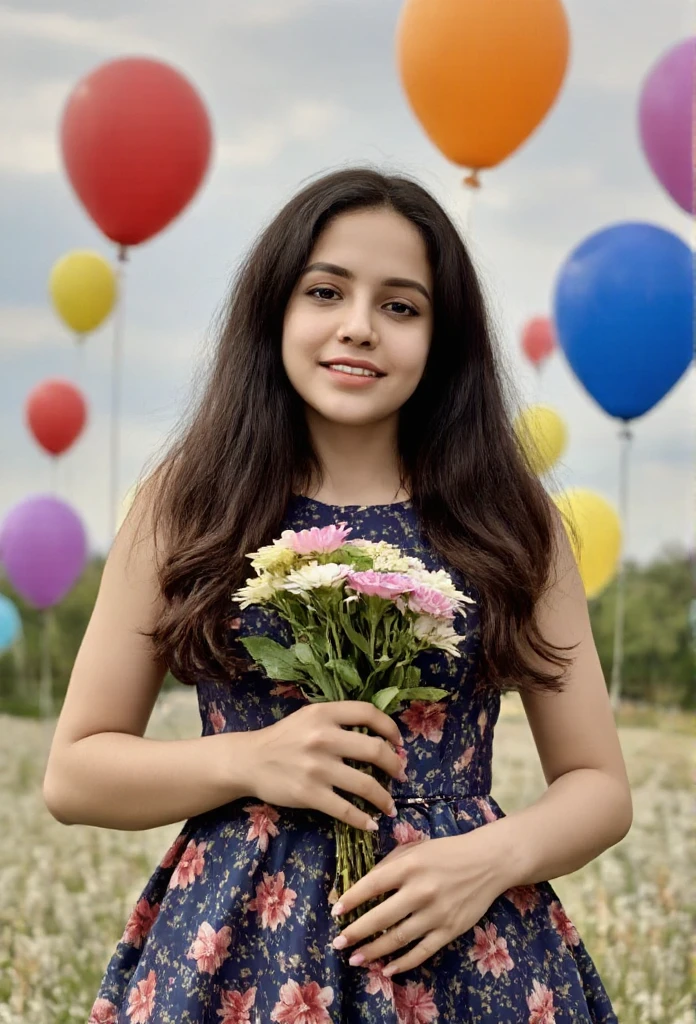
[0, 594, 21, 652]
[554, 223, 693, 420]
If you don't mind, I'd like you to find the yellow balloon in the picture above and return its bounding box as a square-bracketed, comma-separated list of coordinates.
[552, 489, 622, 599]
[49, 250, 117, 336]
[514, 404, 568, 476]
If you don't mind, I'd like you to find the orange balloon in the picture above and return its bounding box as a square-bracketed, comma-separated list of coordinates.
[396, 0, 570, 177]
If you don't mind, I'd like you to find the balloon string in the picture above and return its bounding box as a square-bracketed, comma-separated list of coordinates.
[609, 422, 633, 712]
[109, 246, 129, 542]
[460, 171, 480, 236]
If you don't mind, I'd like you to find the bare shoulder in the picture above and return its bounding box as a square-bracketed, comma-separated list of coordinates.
[45, 474, 172, 766]
[519, 505, 630, 789]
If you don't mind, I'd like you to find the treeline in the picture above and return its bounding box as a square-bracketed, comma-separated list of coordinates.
[0, 547, 693, 717]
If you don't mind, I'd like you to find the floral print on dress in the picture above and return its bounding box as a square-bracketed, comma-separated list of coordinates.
[88, 495, 618, 1022]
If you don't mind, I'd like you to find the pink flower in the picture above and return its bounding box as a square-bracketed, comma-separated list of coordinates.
[399, 700, 447, 744]
[474, 797, 498, 824]
[270, 979, 334, 1023]
[364, 960, 395, 1001]
[504, 885, 541, 916]
[160, 834, 187, 869]
[209, 703, 227, 733]
[121, 898, 160, 949]
[404, 585, 456, 620]
[89, 999, 118, 1024]
[467, 922, 515, 979]
[282, 522, 352, 554]
[393, 820, 429, 845]
[393, 979, 440, 1023]
[454, 746, 475, 772]
[244, 802, 281, 852]
[169, 840, 207, 890]
[248, 870, 297, 930]
[395, 745, 409, 782]
[187, 921, 234, 975]
[549, 902, 580, 946]
[270, 682, 305, 701]
[126, 969, 157, 1022]
[527, 980, 557, 1023]
[346, 570, 418, 600]
[217, 985, 258, 1024]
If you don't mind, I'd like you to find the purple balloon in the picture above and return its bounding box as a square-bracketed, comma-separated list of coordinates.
[639, 37, 695, 214]
[0, 495, 87, 609]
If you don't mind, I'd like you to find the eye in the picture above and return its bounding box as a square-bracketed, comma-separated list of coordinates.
[385, 301, 419, 317]
[307, 286, 340, 301]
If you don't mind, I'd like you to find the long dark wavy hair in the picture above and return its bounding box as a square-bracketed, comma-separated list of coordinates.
[142, 166, 572, 694]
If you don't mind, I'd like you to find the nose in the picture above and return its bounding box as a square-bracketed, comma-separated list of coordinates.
[338, 301, 378, 346]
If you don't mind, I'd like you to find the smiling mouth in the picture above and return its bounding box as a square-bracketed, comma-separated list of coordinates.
[319, 363, 386, 379]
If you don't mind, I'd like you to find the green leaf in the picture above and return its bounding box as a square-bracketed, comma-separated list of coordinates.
[292, 642, 316, 666]
[338, 602, 372, 657]
[404, 665, 421, 688]
[326, 659, 363, 691]
[372, 686, 400, 712]
[398, 686, 450, 703]
[389, 664, 405, 690]
[240, 636, 303, 681]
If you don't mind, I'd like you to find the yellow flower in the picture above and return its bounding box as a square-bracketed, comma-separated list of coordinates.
[250, 545, 297, 574]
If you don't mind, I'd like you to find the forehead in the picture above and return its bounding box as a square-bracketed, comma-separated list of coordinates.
[309, 208, 431, 284]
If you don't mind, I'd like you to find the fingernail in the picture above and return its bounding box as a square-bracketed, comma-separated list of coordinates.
[331, 902, 345, 918]
[388, 804, 397, 818]
[332, 935, 348, 949]
[349, 952, 365, 966]
[367, 819, 379, 831]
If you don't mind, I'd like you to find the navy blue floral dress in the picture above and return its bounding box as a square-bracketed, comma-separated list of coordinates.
[89, 495, 617, 1024]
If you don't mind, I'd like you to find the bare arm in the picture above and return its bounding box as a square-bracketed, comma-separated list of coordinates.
[42, 481, 254, 831]
[486, 512, 633, 888]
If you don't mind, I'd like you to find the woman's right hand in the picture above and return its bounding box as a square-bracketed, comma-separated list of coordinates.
[245, 701, 405, 831]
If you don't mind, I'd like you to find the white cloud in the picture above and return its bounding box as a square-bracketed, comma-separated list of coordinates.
[217, 100, 346, 170]
[0, 6, 153, 53]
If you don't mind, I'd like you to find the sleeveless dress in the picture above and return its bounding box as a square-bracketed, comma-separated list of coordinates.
[89, 495, 618, 1024]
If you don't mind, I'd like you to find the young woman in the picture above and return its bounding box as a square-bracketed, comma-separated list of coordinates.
[44, 167, 632, 1023]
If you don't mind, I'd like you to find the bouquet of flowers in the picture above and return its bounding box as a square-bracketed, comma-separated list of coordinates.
[232, 521, 474, 923]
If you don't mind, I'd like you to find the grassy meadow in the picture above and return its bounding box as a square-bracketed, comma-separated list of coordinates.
[0, 691, 693, 1023]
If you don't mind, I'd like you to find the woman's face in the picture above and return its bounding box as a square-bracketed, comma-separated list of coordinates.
[282, 207, 433, 428]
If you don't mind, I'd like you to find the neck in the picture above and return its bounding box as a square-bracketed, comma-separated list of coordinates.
[300, 408, 407, 506]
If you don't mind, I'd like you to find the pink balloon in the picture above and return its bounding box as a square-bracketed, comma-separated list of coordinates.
[638, 37, 695, 214]
[0, 495, 87, 609]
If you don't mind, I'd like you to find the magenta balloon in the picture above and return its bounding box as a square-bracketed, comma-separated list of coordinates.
[0, 495, 87, 609]
[638, 37, 695, 214]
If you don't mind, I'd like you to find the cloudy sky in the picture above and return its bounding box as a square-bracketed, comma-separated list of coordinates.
[0, 0, 693, 562]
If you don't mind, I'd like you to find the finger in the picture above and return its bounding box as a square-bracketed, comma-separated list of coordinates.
[332, 891, 413, 952]
[334, 701, 403, 749]
[338, 730, 404, 781]
[320, 790, 381, 833]
[331, 857, 401, 919]
[346, 911, 430, 967]
[381, 932, 444, 978]
[332, 764, 396, 818]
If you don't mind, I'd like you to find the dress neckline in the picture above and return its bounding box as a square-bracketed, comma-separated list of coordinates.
[292, 493, 413, 511]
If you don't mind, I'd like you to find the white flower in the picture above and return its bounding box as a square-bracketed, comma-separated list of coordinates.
[282, 560, 351, 595]
[234, 573, 283, 609]
[409, 567, 474, 607]
[412, 614, 465, 657]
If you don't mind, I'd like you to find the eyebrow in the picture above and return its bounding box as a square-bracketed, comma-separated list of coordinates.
[301, 261, 432, 304]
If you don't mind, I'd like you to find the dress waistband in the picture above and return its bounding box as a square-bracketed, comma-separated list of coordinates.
[393, 791, 491, 805]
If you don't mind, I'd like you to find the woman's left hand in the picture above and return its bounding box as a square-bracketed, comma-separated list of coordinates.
[330, 827, 511, 978]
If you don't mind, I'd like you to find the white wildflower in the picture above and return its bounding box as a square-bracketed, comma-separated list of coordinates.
[234, 573, 283, 608]
[412, 614, 465, 657]
[282, 561, 351, 595]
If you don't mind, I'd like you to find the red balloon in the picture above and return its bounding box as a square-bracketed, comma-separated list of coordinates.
[60, 57, 213, 247]
[521, 317, 557, 367]
[26, 379, 87, 456]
